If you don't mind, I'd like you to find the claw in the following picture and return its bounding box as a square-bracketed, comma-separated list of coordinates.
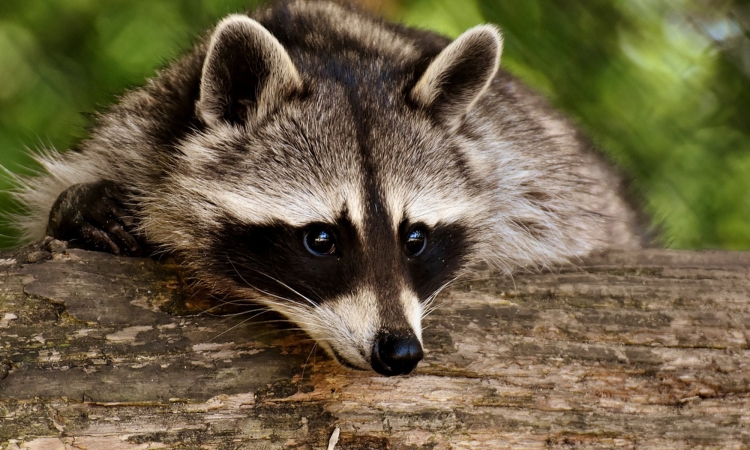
[47, 180, 147, 256]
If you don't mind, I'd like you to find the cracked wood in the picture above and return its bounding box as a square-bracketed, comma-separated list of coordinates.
[0, 243, 749, 449]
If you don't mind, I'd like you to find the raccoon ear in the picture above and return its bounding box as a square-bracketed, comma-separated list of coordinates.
[197, 15, 303, 127]
[410, 25, 502, 128]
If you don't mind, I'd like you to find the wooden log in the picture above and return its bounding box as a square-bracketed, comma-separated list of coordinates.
[1, 240, 748, 449]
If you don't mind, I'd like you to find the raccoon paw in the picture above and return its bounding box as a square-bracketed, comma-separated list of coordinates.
[47, 180, 146, 256]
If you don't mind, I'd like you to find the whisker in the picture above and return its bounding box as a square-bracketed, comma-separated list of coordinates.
[200, 300, 272, 317]
[209, 313, 265, 341]
[246, 266, 320, 308]
[227, 257, 320, 309]
[302, 342, 318, 380]
[421, 274, 462, 319]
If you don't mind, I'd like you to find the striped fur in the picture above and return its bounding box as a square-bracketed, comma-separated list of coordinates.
[9, 0, 643, 373]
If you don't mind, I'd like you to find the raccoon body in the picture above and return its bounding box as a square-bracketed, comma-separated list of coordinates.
[12, 0, 642, 375]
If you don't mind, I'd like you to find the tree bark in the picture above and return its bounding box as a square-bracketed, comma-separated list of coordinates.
[1, 240, 748, 449]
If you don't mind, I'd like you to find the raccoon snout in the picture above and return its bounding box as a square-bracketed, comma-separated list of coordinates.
[370, 330, 423, 376]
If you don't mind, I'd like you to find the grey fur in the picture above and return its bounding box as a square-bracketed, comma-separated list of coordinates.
[10, 0, 643, 373]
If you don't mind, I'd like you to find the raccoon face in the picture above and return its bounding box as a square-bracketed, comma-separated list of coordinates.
[155, 14, 501, 375]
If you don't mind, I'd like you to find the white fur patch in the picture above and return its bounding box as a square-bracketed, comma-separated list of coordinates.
[251, 286, 423, 370]
[10, 148, 105, 241]
[257, 288, 380, 370]
[385, 181, 485, 230]
[171, 127, 370, 237]
[165, 171, 364, 230]
[401, 290, 423, 343]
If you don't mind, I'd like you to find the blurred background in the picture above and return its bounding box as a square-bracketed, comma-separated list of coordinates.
[1, 0, 749, 250]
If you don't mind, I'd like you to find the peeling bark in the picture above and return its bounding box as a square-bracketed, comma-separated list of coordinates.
[1, 241, 749, 449]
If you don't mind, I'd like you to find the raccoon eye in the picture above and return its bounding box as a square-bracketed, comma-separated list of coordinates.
[404, 226, 427, 257]
[303, 227, 337, 256]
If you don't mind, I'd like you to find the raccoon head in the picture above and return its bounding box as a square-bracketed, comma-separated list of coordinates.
[149, 14, 501, 376]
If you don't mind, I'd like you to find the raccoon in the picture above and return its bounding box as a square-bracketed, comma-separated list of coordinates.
[10, 0, 643, 376]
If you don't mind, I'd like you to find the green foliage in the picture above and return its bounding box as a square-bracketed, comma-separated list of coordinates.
[0, 0, 258, 247]
[1, 0, 749, 249]
[400, 0, 750, 249]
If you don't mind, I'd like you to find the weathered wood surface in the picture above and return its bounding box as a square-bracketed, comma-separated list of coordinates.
[1, 241, 749, 449]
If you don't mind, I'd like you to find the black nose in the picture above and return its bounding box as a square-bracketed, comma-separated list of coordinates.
[371, 331, 424, 376]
